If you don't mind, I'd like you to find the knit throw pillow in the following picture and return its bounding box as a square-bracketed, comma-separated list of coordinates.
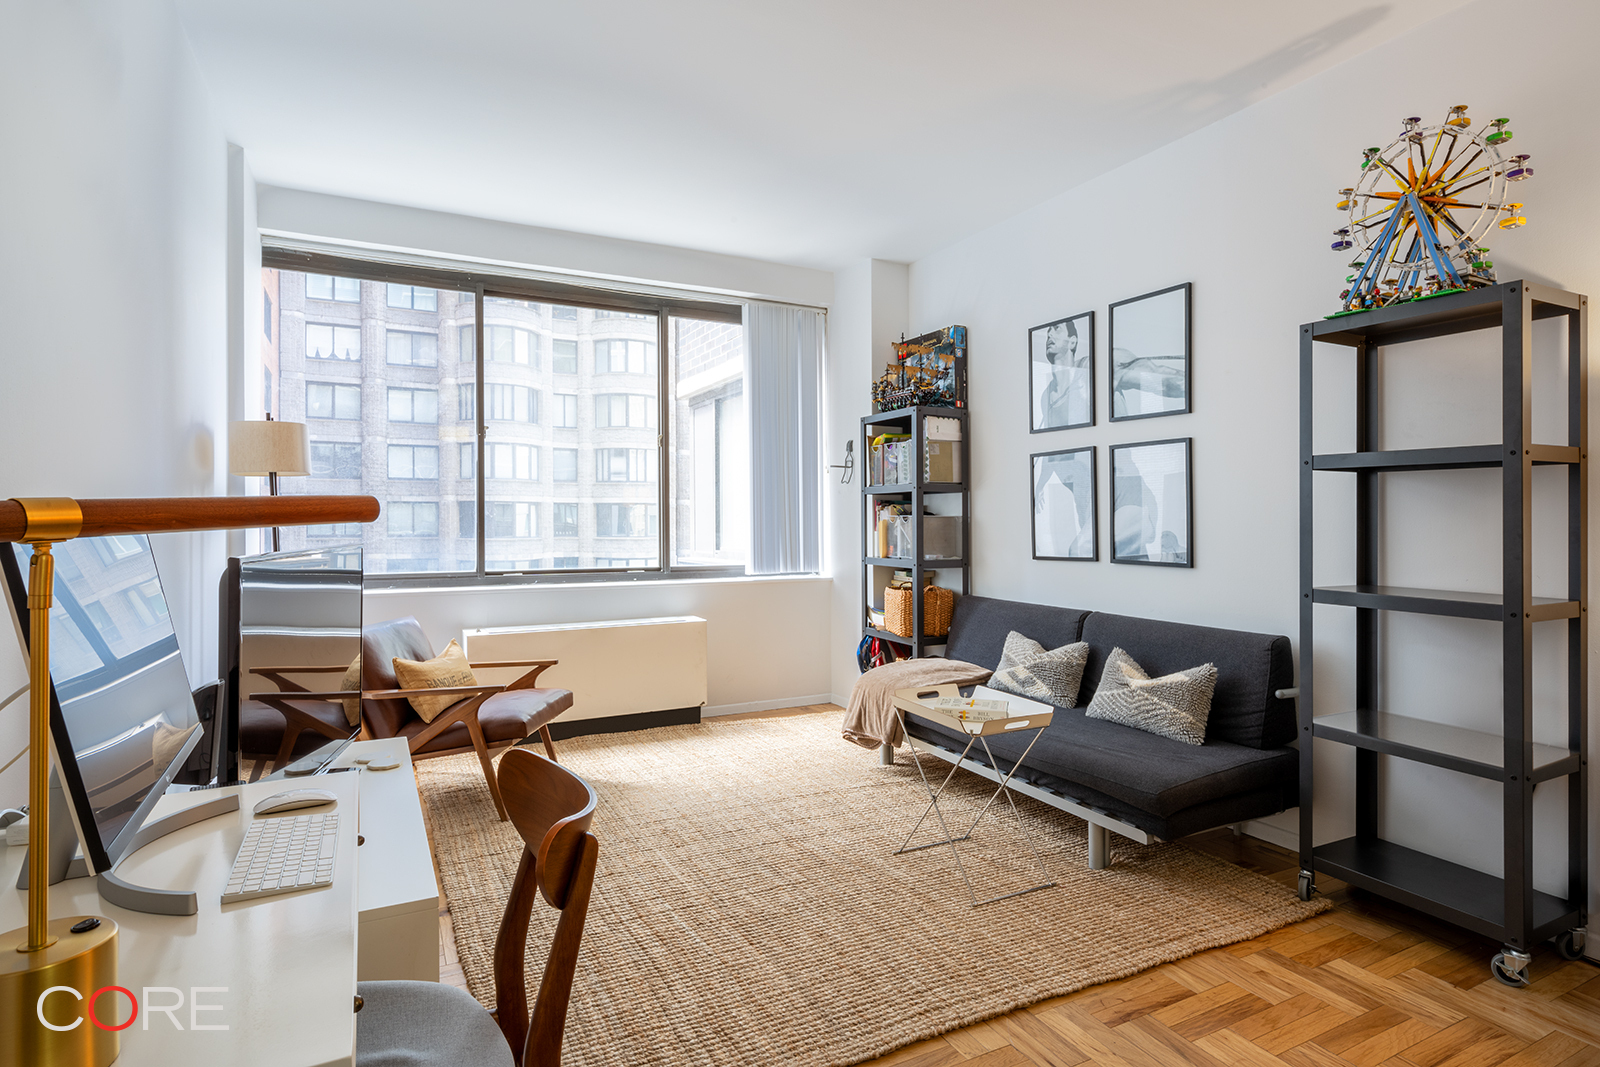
[987, 631, 1089, 707]
[392, 640, 478, 723]
[339, 655, 362, 727]
[1084, 646, 1217, 746]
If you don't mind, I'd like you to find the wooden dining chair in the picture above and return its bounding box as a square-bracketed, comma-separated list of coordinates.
[356, 749, 599, 1067]
[361, 617, 574, 820]
[239, 663, 360, 780]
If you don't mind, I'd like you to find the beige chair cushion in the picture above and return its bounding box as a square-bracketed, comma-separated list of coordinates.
[393, 640, 477, 723]
[340, 655, 363, 726]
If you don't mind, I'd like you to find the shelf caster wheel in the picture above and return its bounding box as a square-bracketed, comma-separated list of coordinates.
[1556, 929, 1587, 961]
[1297, 870, 1315, 902]
[1491, 949, 1531, 988]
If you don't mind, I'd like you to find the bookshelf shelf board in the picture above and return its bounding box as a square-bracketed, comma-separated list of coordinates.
[864, 557, 968, 569]
[1313, 836, 1577, 942]
[1311, 584, 1579, 621]
[1312, 444, 1581, 473]
[861, 625, 947, 645]
[864, 483, 966, 495]
[862, 406, 968, 426]
[1310, 282, 1581, 348]
[1312, 710, 1577, 781]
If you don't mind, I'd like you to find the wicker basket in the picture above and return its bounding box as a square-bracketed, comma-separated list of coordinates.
[883, 585, 956, 639]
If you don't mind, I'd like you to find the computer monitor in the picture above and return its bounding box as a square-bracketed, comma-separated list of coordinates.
[217, 544, 363, 782]
[0, 535, 206, 876]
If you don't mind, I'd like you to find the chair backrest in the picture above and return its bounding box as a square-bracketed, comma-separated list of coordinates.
[360, 616, 436, 738]
[493, 747, 599, 1067]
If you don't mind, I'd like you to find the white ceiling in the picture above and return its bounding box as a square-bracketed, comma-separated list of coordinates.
[176, 0, 1472, 271]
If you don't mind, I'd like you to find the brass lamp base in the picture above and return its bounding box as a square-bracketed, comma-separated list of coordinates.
[0, 917, 119, 1066]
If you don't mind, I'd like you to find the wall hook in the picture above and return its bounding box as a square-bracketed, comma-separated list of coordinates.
[831, 440, 855, 484]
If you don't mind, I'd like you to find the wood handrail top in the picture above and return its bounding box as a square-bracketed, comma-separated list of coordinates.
[0, 495, 379, 542]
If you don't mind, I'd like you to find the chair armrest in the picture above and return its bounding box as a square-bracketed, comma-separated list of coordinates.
[364, 684, 505, 700]
[249, 665, 351, 674]
[250, 691, 358, 702]
[468, 659, 559, 669]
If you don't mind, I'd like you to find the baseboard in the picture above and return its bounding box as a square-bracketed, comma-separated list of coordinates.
[702, 694, 835, 718]
[532, 707, 701, 741]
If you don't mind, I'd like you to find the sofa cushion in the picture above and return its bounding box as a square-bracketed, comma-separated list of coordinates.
[1079, 612, 1295, 749]
[905, 706, 1295, 819]
[990, 633, 1089, 706]
[943, 596, 1091, 676]
[1084, 647, 1216, 746]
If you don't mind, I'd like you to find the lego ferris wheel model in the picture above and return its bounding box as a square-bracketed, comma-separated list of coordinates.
[1331, 105, 1534, 315]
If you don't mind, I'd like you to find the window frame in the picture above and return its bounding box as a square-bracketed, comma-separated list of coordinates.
[262, 244, 750, 586]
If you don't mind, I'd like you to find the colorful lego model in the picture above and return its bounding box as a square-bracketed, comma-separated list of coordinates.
[1329, 105, 1536, 315]
[871, 326, 967, 411]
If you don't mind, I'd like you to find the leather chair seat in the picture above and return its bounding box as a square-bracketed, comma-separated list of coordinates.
[356, 980, 514, 1067]
[398, 688, 574, 754]
[239, 698, 350, 759]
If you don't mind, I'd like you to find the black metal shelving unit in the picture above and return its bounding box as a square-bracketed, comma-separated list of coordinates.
[1299, 281, 1589, 987]
[861, 406, 971, 659]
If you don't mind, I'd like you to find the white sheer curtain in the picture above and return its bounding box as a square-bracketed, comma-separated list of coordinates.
[744, 301, 823, 575]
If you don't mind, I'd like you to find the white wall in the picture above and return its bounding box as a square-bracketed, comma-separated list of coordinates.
[257, 186, 833, 309]
[366, 575, 831, 717]
[0, 0, 231, 805]
[902, 0, 1600, 920]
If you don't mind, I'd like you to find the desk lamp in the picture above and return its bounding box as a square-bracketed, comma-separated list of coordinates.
[0, 494, 377, 1066]
[229, 416, 310, 551]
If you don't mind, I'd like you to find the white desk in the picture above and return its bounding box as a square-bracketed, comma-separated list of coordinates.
[0, 739, 439, 1066]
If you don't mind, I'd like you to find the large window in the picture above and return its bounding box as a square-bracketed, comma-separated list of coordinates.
[261, 253, 771, 580]
[307, 382, 361, 421]
[306, 324, 361, 361]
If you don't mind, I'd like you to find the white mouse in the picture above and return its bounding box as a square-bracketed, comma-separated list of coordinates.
[253, 788, 338, 816]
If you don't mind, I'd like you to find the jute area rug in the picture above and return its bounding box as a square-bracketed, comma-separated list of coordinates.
[417, 710, 1327, 1067]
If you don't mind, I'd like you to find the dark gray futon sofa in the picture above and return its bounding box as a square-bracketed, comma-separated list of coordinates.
[893, 595, 1298, 869]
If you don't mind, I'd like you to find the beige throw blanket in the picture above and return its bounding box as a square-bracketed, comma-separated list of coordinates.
[841, 658, 993, 749]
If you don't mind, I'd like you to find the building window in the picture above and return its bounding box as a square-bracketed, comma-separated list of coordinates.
[554, 394, 578, 428]
[671, 316, 748, 567]
[487, 324, 537, 366]
[457, 500, 476, 538]
[386, 330, 438, 366]
[307, 382, 361, 420]
[486, 502, 536, 539]
[487, 384, 537, 423]
[309, 442, 361, 479]
[389, 502, 439, 537]
[459, 443, 475, 479]
[263, 292, 273, 341]
[553, 305, 577, 320]
[594, 339, 655, 375]
[457, 384, 475, 421]
[263, 367, 273, 416]
[595, 503, 658, 538]
[487, 443, 537, 481]
[306, 324, 361, 361]
[553, 504, 578, 537]
[386, 284, 437, 311]
[388, 445, 439, 480]
[307, 522, 361, 537]
[552, 448, 578, 482]
[306, 275, 360, 302]
[388, 387, 439, 424]
[596, 448, 656, 482]
[595, 393, 655, 428]
[593, 309, 650, 320]
[594, 558, 652, 568]
[459, 325, 476, 363]
[553, 339, 578, 375]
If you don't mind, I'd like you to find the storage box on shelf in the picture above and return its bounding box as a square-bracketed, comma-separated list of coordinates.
[861, 406, 970, 658]
[1298, 281, 1588, 987]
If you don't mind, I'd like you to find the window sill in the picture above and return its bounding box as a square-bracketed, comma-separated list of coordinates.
[364, 571, 828, 595]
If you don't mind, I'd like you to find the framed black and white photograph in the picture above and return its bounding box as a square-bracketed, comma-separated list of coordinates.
[1031, 446, 1096, 561]
[1109, 282, 1191, 421]
[1110, 438, 1191, 567]
[1028, 311, 1093, 432]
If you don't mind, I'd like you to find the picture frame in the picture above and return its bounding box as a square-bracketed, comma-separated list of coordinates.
[1110, 438, 1191, 567]
[1031, 446, 1096, 561]
[1028, 311, 1094, 432]
[1108, 282, 1191, 421]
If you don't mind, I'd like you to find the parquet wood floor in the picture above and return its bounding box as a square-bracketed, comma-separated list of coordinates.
[427, 705, 1600, 1067]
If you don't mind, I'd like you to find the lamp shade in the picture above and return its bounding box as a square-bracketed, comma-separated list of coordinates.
[229, 420, 310, 477]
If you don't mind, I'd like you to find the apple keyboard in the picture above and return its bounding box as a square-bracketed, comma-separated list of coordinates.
[222, 811, 339, 904]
